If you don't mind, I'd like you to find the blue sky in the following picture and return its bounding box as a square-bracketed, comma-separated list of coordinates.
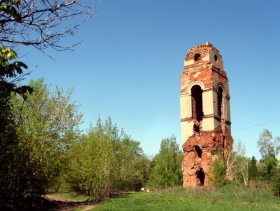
[23, 0, 280, 160]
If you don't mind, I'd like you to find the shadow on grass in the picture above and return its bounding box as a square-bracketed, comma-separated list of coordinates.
[0, 195, 102, 211]
[0, 192, 136, 210]
[0, 197, 58, 211]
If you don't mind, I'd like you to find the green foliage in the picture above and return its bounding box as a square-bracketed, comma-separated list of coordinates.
[0, 46, 32, 97]
[114, 135, 150, 192]
[147, 136, 182, 188]
[0, 45, 32, 204]
[0, 87, 20, 203]
[248, 156, 258, 180]
[259, 155, 278, 180]
[257, 129, 279, 181]
[271, 167, 280, 197]
[8, 78, 82, 198]
[65, 117, 148, 196]
[209, 153, 227, 187]
[0, 0, 90, 206]
[0, 6, 20, 22]
[0, 1, 21, 23]
[13, 78, 82, 147]
[66, 129, 119, 196]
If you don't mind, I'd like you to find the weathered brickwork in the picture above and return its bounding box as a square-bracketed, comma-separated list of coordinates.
[182, 126, 233, 186]
[180, 42, 233, 187]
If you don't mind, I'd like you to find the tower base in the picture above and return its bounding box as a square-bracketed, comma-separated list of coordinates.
[182, 125, 233, 187]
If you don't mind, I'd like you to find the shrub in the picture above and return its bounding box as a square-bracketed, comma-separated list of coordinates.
[271, 167, 280, 197]
[209, 153, 227, 187]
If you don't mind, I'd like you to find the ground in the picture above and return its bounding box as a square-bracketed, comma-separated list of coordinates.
[44, 194, 97, 211]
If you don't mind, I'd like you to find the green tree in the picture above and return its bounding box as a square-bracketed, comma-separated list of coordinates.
[257, 129, 279, 180]
[248, 156, 258, 180]
[65, 117, 148, 196]
[0, 46, 32, 204]
[11, 78, 83, 195]
[114, 135, 150, 191]
[0, 0, 92, 206]
[66, 129, 118, 196]
[148, 136, 183, 189]
[97, 117, 150, 192]
[259, 155, 277, 180]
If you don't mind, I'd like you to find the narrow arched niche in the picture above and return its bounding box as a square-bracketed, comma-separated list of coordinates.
[196, 168, 205, 186]
[194, 145, 202, 158]
[214, 54, 218, 62]
[191, 85, 203, 122]
[217, 86, 223, 118]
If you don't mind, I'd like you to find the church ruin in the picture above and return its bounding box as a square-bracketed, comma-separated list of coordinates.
[180, 42, 233, 187]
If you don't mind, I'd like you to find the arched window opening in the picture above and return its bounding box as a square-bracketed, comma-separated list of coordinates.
[194, 53, 201, 61]
[191, 85, 203, 122]
[194, 146, 202, 158]
[196, 168, 205, 186]
[217, 86, 223, 118]
[214, 54, 218, 62]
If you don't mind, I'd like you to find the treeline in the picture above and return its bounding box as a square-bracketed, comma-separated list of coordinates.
[0, 78, 183, 205]
[1, 79, 280, 209]
[1, 77, 280, 206]
[65, 117, 150, 196]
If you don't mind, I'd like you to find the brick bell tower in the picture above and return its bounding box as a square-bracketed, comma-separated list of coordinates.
[180, 42, 233, 187]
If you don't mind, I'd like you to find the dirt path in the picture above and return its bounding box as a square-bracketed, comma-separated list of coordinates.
[45, 194, 97, 211]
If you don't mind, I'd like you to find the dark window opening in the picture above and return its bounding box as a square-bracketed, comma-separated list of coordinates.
[195, 146, 202, 158]
[214, 55, 218, 62]
[194, 53, 201, 61]
[193, 124, 200, 133]
[196, 168, 205, 186]
[191, 85, 203, 122]
[217, 86, 223, 118]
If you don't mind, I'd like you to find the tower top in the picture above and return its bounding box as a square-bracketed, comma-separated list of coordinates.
[184, 42, 224, 71]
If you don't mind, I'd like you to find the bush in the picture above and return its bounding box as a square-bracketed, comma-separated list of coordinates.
[271, 167, 280, 197]
[209, 153, 227, 187]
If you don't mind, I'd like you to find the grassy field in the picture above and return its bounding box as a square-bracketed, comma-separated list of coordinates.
[49, 185, 280, 211]
[91, 186, 279, 211]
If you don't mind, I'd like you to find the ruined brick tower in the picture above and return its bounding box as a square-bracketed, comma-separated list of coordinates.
[180, 42, 233, 187]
